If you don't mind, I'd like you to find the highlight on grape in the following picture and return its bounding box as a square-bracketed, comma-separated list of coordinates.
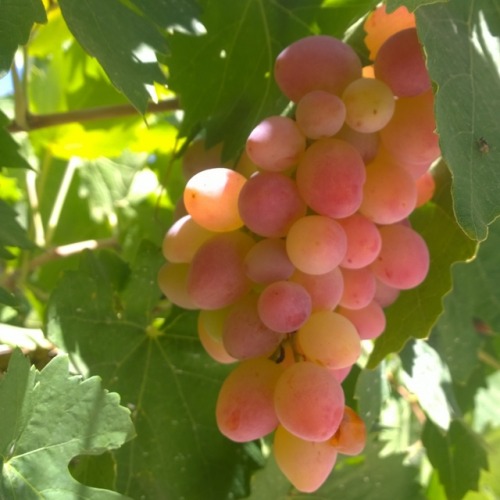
[158, 4, 438, 493]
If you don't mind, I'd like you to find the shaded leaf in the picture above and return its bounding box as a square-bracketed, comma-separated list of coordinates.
[355, 364, 387, 432]
[386, 0, 448, 12]
[418, 0, 500, 240]
[0, 287, 18, 307]
[0, 111, 31, 169]
[0, 199, 36, 257]
[422, 419, 488, 500]
[69, 452, 118, 491]
[0, 349, 135, 499]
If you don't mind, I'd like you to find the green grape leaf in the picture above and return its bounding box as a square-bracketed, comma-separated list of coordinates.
[422, 419, 488, 500]
[0, 349, 135, 499]
[58, 0, 167, 113]
[0, 199, 36, 258]
[0, 0, 47, 76]
[69, 452, 118, 491]
[0, 111, 31, 169]
[367, 202, 476, 369]
[46, 242, 259, 500]
[386, 0, 448, 12]
[0, 287, 18, 307]
[417, 0, 500, 240]
[430, 217, 500, 384]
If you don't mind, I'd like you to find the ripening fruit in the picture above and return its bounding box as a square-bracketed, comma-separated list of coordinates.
[187, 231, 254, 309]
[374, 28, 431, 97]
[371, 223, 430, 290]
[197, 313, 236, 364]
[182, 139, 226, 180]
[274, 424, 338, 493]
[342, 77, 395, 133]
[184, 167, 246, 232]
[296, 138, 366, 219]
[335, 125, 380, 164]
[198, 307, 232, 342]
[274, 35, 362, 102]
[297, 311, 361, 369]
[339, 267, 377, 310]
[337, 301, 386, 340]
[245, 116, 306, 171]
[157, 262, 198, 310]
[274, 361, 345, 441]
[329, 406, 367, 455]
[286, 215, 347, 275]
[216, 358, 282, 442]
[415, 170, 436, 207]
[295, 90, 346, 139]
[373, 278, 400, 307]
[238, 171, 307, 237]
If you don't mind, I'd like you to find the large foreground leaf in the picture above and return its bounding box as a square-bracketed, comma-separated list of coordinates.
[0, 349, 135, 499]
[418, 0, 500, 240]
[46, 242, 257, 500]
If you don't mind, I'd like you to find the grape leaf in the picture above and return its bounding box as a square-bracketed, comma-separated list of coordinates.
[367, 202, 476, 368]
[417, 0, 500, 240]
[58, 0, 168, 113]
[46, 242, 260, 500]
[0, 349, 135, 499]
[0, 287, 18, 307]
[386, 0, 448, 12]
[0, 0, 47, 76]
[430, 217, 500, 384]
[0, 111, 31, 169]
[0, 199, 36, 258]
[422, 419, 488, 500]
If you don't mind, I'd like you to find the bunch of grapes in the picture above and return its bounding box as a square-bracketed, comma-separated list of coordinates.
[159, 5, 437, 493]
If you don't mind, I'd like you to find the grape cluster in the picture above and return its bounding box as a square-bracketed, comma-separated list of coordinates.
[159, 5, 437, 493]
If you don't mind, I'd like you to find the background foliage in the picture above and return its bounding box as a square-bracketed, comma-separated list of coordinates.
[0, 0, 499, 499]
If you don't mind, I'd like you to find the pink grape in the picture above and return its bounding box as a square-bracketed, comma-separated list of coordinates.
[338, 301, 386, 340]
[338, 214, 382, 269]
[371, 223, 430, 290]
[274, 361, 345, 441]
[342, 77, 395, 133]
[245, 116, 306, 171]
[274, 35, 362, 102]
[296, 138, 366, 219]
[257, 281, 312, 333]
[335, 125, 380, 163]
[238, 172, 306, 237]
[359, 149, 417, 224]
[415, 170, 436, 207]
[290, 267, 344, 312]
[373, 278, 400, 307]
[245, 238, 294, 284]
[184, 167, 246, 232]
[216, 358, 282, 442]
[374, 28, 431, 97]
[222, 294, 284, 360]
[330, 365, 353, 383]
[162, 215, 214, 263]
[198, 307, 231, 342]
[273, 424, 338, 493]
[286, 215, 347, 275]
[295, 90, 346, 139]
[197, 313, 236, 364]
[339, 267, 377, 310]
[187, 231, 254, 309]
[329, 406, 367, 456]
[297, 311, 361, 369]
[157, 262, 198, 310]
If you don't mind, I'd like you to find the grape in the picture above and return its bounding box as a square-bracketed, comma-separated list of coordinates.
[238, 172, 306, 237]
[290, 267, 344, 312]
[338, 214, 382, 269]
[339, 267, 377, 310]
[380, 90, 440, 167]
[257, 281, 312, 333]
[329, 406, 367, 456]
[182, 139, 226, 180]
[364, 5, 416, 60]
[245, 116, 306, 171]
[415, 170, 435, 207]
[337, 301, 386, 340]
[162, 215, 214, 263]
[359, 149, 417, 224]
[373, 278, 400, 307]
[286, 215, 347, 275]
[197, 313, 236, 364]
[297, 311, 361, 369]
[198, 307, 231, 342]
[342, 77, 395, 133]
[374, 28, 431, 97]
[223, 294, 285, 360]
[274, 361, 345, 441]
[273, 424, 338, 493]
[157, 262, 198, 310]
[184, 167, 246, 232]
[295, 90, 346, 139]
[329, 365, 352, 383]
[296, 138, 366, 219]
[187, 231, 254, 309]
[371, 223, 430, 290]
[274, 35, 362, 102]
[216, 358, 282, 442]
[245, 238, 295, 284]
[335, 125, 379, 164]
